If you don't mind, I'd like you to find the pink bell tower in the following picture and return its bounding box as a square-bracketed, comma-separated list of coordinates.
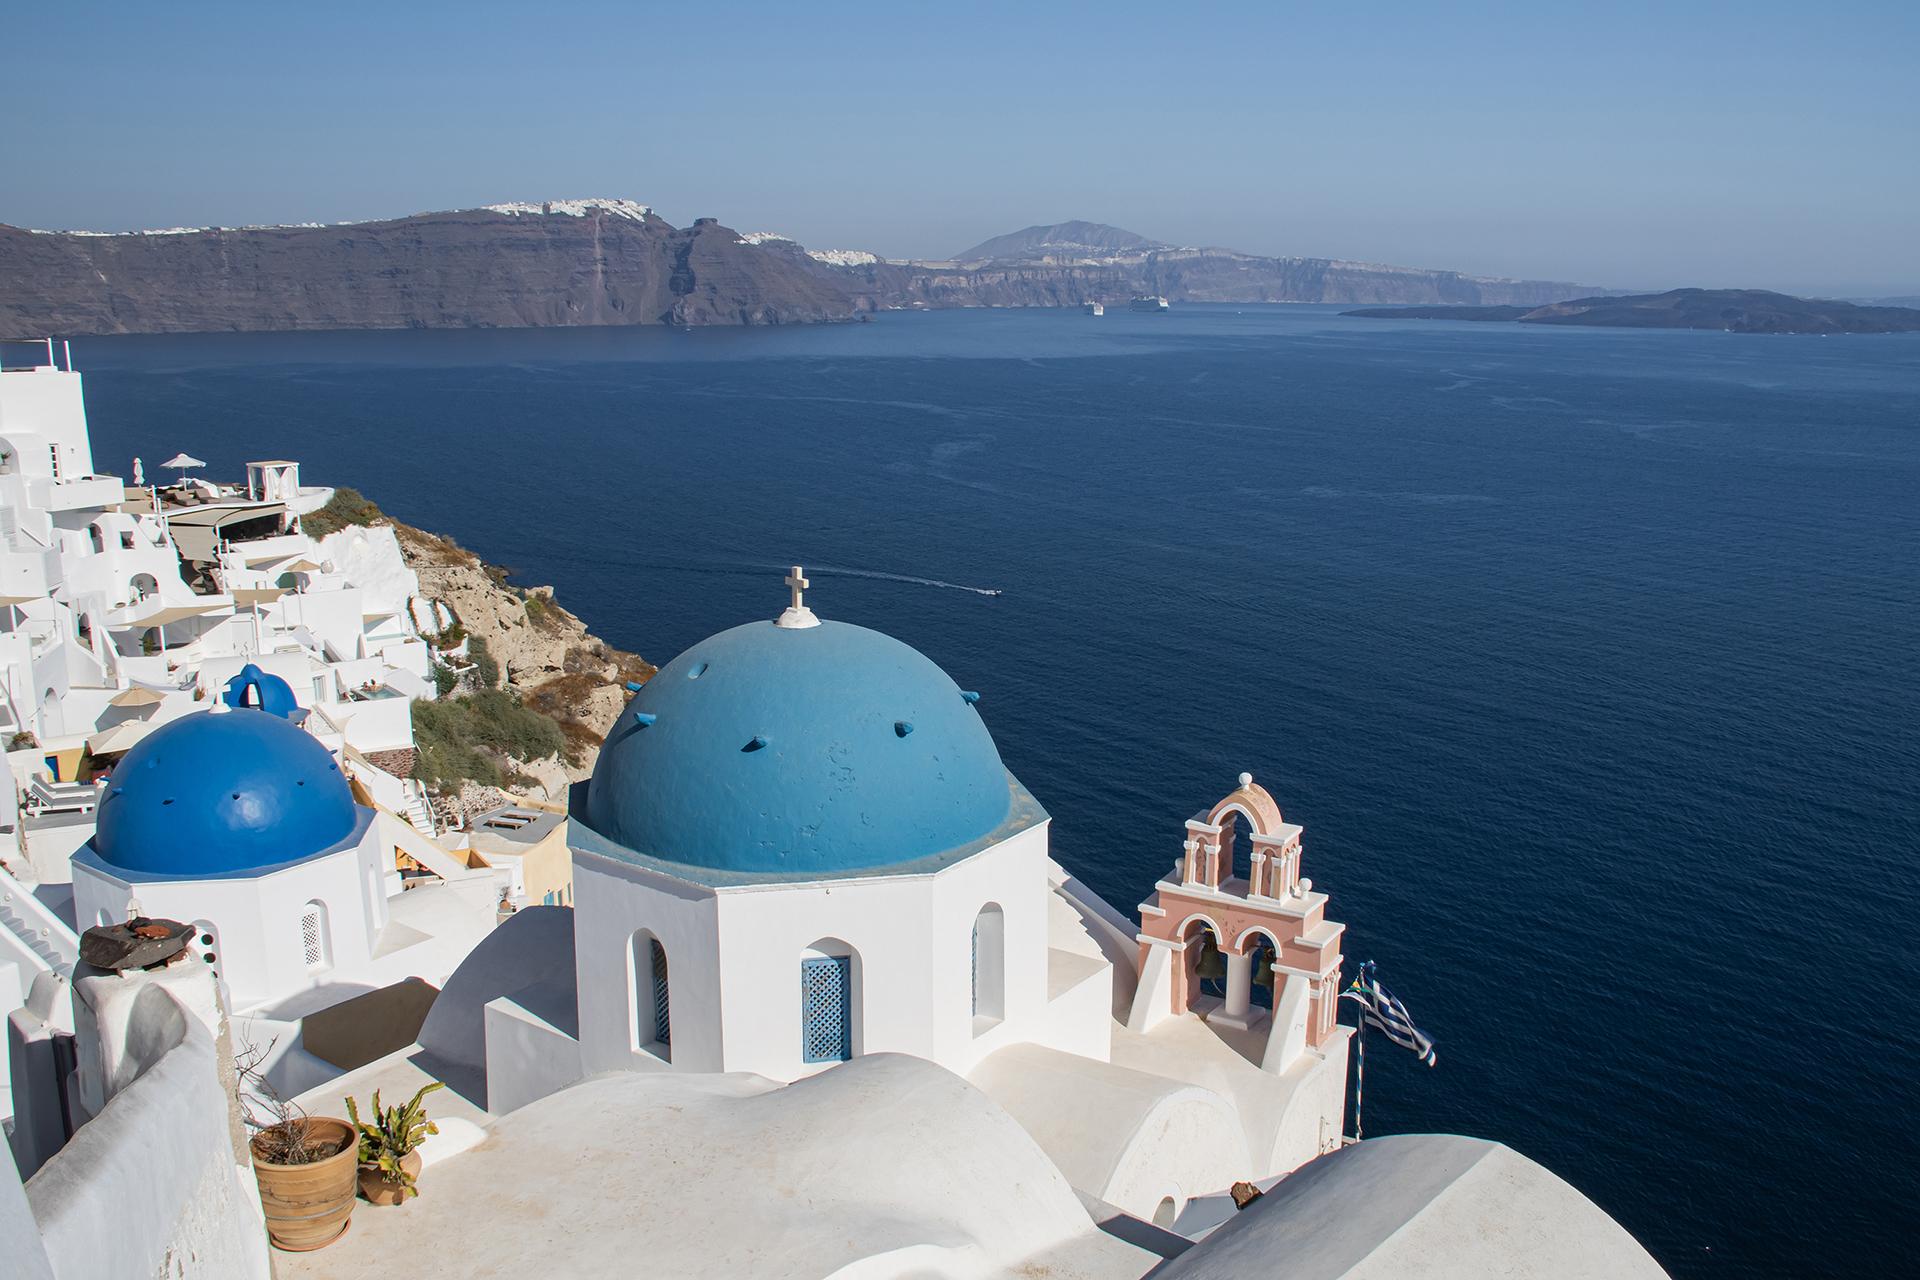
[1127, 774, 1345, 1066]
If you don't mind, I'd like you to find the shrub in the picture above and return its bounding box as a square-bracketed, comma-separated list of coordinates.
[409, 682, 566, 792]
[469, 636, 501, 689]
[303, 487, 385, 537]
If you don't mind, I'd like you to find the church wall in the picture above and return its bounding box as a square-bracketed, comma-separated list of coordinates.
[1261, 1028, 1351, 1176]
[709, 825, 1054, 1082]
[571, 850, 724, 1075]
[70, 823, 383, 1016]
[927, 823, 1054, 1075]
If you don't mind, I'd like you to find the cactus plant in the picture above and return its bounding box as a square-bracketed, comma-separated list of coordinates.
[345, 1082, 443, 1200]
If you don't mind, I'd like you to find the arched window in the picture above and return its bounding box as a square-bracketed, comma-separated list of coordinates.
[1182, 917, 1228, 1011]
[801, 940, 857, 1064]
[299, 900, 332, 972]
[1244, 932, 1280, 1010]
[1220, 809, 1254, 887]
[129, 573, 159, 601]
[88, 524, 105, 554]
[971, 903, 1005, 1029]
[627, 930, 670, 1058]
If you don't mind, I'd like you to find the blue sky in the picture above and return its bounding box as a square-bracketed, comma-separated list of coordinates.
[6, 1, 1916, 294]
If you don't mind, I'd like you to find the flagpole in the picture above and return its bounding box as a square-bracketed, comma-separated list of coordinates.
[1354, 1002, 1365, 1142]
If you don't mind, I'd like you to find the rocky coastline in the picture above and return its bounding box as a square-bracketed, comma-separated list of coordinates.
[385, 515, 653, 824]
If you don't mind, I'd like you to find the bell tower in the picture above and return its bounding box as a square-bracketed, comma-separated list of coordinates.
[1126, 774, 1345, 1074]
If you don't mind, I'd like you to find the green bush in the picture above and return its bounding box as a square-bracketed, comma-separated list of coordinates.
[469, 636, 501, 689]
[303, 487, 385, 537]
[410, 683, 566, 792]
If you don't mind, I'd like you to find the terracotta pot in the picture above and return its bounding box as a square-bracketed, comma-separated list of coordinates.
[358, 1150, 423, 1206]
[250, 1117, 358, 1251]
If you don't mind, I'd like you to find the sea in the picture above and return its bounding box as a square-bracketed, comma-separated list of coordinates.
[64, 305, 1919, 1278]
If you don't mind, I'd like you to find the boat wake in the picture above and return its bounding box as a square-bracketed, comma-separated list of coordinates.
[810, 565, 1002, 597]
[618, 558, 1002, 597]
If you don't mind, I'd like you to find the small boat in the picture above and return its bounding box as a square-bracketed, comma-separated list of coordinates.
[1084, 302, 1104, 316]
[1129, 295, 1170, 313]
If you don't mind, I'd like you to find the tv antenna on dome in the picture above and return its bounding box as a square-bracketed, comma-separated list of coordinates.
[776, 565, 820, 629]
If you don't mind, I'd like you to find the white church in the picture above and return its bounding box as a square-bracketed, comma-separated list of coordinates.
[2, 567, 1670, 1279]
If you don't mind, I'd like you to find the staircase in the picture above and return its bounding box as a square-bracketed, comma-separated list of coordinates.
[0, 865, 78, 977]
[401, 782, 438, 837]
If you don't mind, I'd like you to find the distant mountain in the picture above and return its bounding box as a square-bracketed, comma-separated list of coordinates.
[0, 203, 856, 335]
[812, 222, 1605, 309]
[952, 221, 1172, 263]
[1344, 289, 1920, 335]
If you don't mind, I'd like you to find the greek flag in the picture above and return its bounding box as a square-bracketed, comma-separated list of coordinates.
[1346, 964, 1437, 1066]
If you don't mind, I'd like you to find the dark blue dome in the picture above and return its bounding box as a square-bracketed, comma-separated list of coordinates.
[93, 706, 358, 878]
[584, 619, 1010, 876]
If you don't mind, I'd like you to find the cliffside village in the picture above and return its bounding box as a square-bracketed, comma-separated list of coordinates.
[0, 343, 645, 1119]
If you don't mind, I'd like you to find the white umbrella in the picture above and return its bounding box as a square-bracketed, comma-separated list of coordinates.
[160, 452, 206, 478]
[87, 717, 158, 756]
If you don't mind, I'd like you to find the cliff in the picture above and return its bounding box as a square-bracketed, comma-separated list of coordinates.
[1344, 288, 1920, 335]
[383, 518, 652, 817]
[0, 204, 856, 336]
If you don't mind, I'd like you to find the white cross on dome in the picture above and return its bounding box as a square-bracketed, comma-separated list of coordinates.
[776, 564, 820, 628]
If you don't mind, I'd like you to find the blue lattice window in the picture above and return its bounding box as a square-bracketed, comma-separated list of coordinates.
[650, 940, 671, 1048]
[801, 955, 852, 1063]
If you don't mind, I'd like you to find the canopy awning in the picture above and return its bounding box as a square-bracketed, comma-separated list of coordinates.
[114, 599, 231, 629]
[87, 718, 158, 755]
[231, 586, 289, 606]
[162, 500, 285, 561]
[109, 686, 168, 708]
[160, 452, 206, 470]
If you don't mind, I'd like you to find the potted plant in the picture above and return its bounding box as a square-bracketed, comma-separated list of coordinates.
[347, 1082, 444, 1206]
[238, 1042, 357, 1251]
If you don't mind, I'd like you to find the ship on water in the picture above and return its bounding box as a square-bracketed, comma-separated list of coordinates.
[1084, 301, 1104, 316]
[1129, 295, 1170, 313]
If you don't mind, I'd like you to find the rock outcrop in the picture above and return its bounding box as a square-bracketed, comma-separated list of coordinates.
[393, 521, 653, 781]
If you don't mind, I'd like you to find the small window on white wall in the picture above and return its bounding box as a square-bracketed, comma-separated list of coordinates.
[628, 930, 671, 1061]
[300, 900, 332, 971]
[971, 904, 1005, 1030]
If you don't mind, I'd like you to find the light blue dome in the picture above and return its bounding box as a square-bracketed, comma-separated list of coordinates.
[583, 619, 1010, 876]
[93, 707, 359, 878]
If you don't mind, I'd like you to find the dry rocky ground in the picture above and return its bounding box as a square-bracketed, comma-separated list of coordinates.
[392, 521, 654, 821]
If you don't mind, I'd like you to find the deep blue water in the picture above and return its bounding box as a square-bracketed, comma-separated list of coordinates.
[64, 307, 1920, 1277]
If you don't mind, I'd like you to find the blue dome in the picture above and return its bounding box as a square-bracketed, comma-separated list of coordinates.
[222, 663, 301, 719]
[584, 619, 1010, 876]
[93, 707, 359, 878]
